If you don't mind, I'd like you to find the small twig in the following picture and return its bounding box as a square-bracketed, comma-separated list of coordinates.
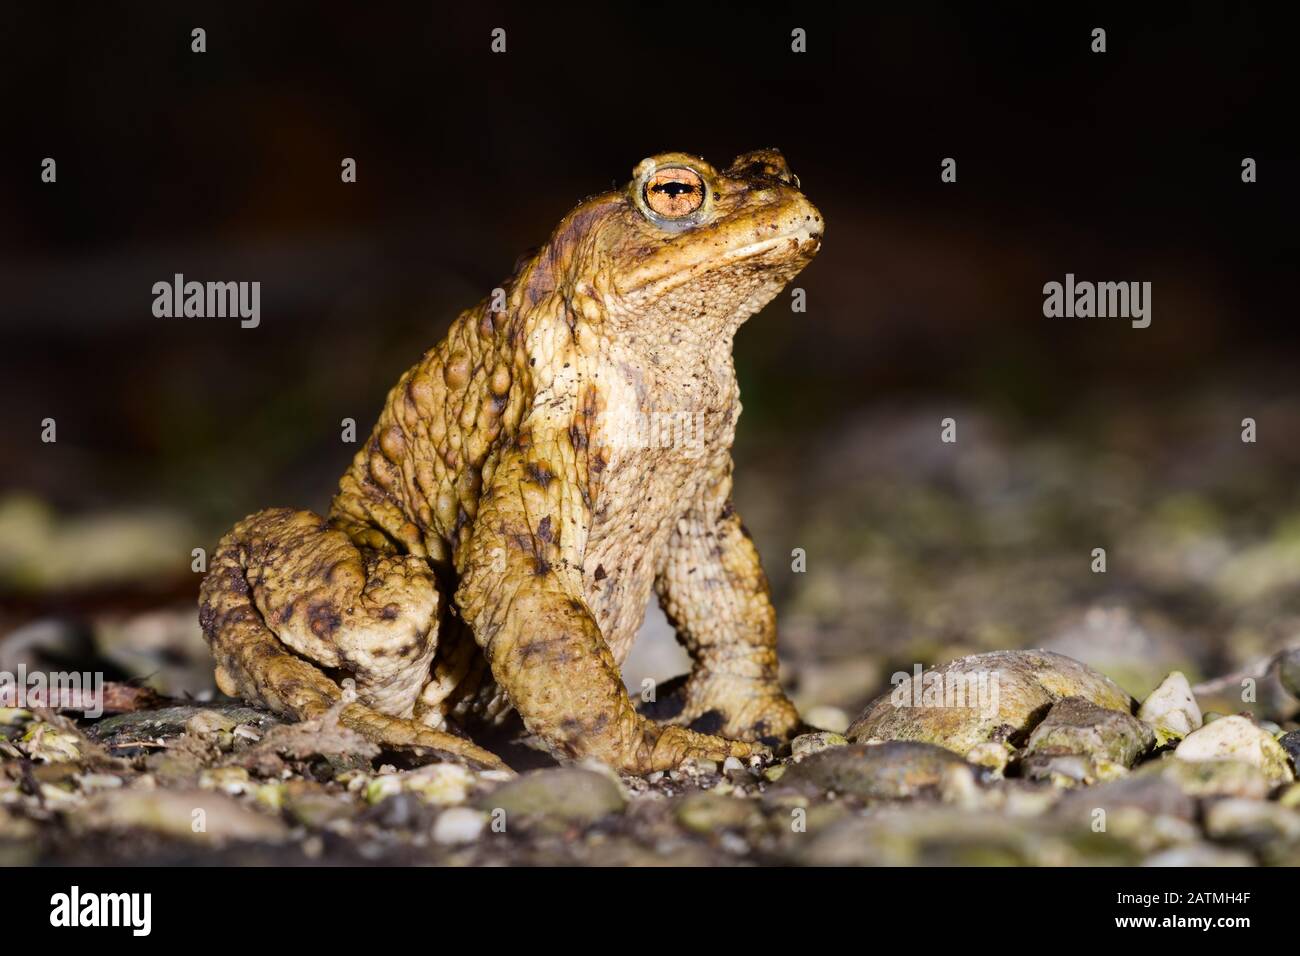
[1190, 652, 1280, 697]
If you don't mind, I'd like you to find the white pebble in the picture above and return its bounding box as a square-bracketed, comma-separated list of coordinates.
[1137, 671, 1201, 742]
[432, 807, 487, 845]
[1175, 715, 1294, 784]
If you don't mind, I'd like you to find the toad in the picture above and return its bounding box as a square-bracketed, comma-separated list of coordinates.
[199, 149, 823, 773]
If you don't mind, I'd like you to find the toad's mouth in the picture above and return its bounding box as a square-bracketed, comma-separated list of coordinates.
[616, 213, 823, 301]
[721, 227, 823, 267]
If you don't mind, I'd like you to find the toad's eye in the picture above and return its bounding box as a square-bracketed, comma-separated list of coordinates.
[643, 167, 706, 219]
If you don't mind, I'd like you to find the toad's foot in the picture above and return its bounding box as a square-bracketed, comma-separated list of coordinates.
[644, 673, 802, 750]
[338, 703, 511, 773]
[634, 723, 768, 773]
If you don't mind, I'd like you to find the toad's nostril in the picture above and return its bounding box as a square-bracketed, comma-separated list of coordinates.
[727, 149, 795, 185]
[746, 165, 794, 185]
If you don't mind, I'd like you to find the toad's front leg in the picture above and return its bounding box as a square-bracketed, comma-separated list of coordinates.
[454, 430, 761, 773]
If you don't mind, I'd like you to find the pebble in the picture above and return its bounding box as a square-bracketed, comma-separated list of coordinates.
[1136, 671, 1202, 744]
[1139, 756, 1271, 800]
[1053, 772, 1196, 824]
[1203, 797, 1300, 842]
[846, 650, 1134, 758]
[433, 806, 487, 845]
[718, 832, 750, 855]
[362, 792, 427, 829]
[18, 723, 82, 763]
[804, 705, 850, 733]
[1174, 715, 1295, 784]
[474, 768, 626, 830]
[683, 758, 718, 775]
[184, 709, 238, 736]
[1022, 696, 1155, 785]
[200, 766, 252, 795]
[70, 788, 288, 845]
[403, 763, 474, 806]
[1276, 730, 1300, 771]
[76, 773, 124, 791]
[791, 731, 847, 758]
[778, 741, 977, 799]
[285, 789, 354, 829]
[365, 774, 404, 804]
[674, 791, 761, 833]
[965, 741, 1013, 774]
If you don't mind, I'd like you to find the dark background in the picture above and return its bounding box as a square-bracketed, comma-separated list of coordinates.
[2, 2, 1295, 524]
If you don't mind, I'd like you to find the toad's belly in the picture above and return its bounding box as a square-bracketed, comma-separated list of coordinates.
[579, 439, 723, 664]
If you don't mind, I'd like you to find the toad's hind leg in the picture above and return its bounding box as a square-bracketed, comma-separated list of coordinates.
[198, 507, 509, 772]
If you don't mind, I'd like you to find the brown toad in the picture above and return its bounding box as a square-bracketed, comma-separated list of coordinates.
[198, 150, 822, 773]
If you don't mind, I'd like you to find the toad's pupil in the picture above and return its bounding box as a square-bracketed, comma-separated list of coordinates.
[652, 181, 696, 197]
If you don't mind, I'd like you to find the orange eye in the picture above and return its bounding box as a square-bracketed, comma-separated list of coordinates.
[643, 167, 706, 219]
